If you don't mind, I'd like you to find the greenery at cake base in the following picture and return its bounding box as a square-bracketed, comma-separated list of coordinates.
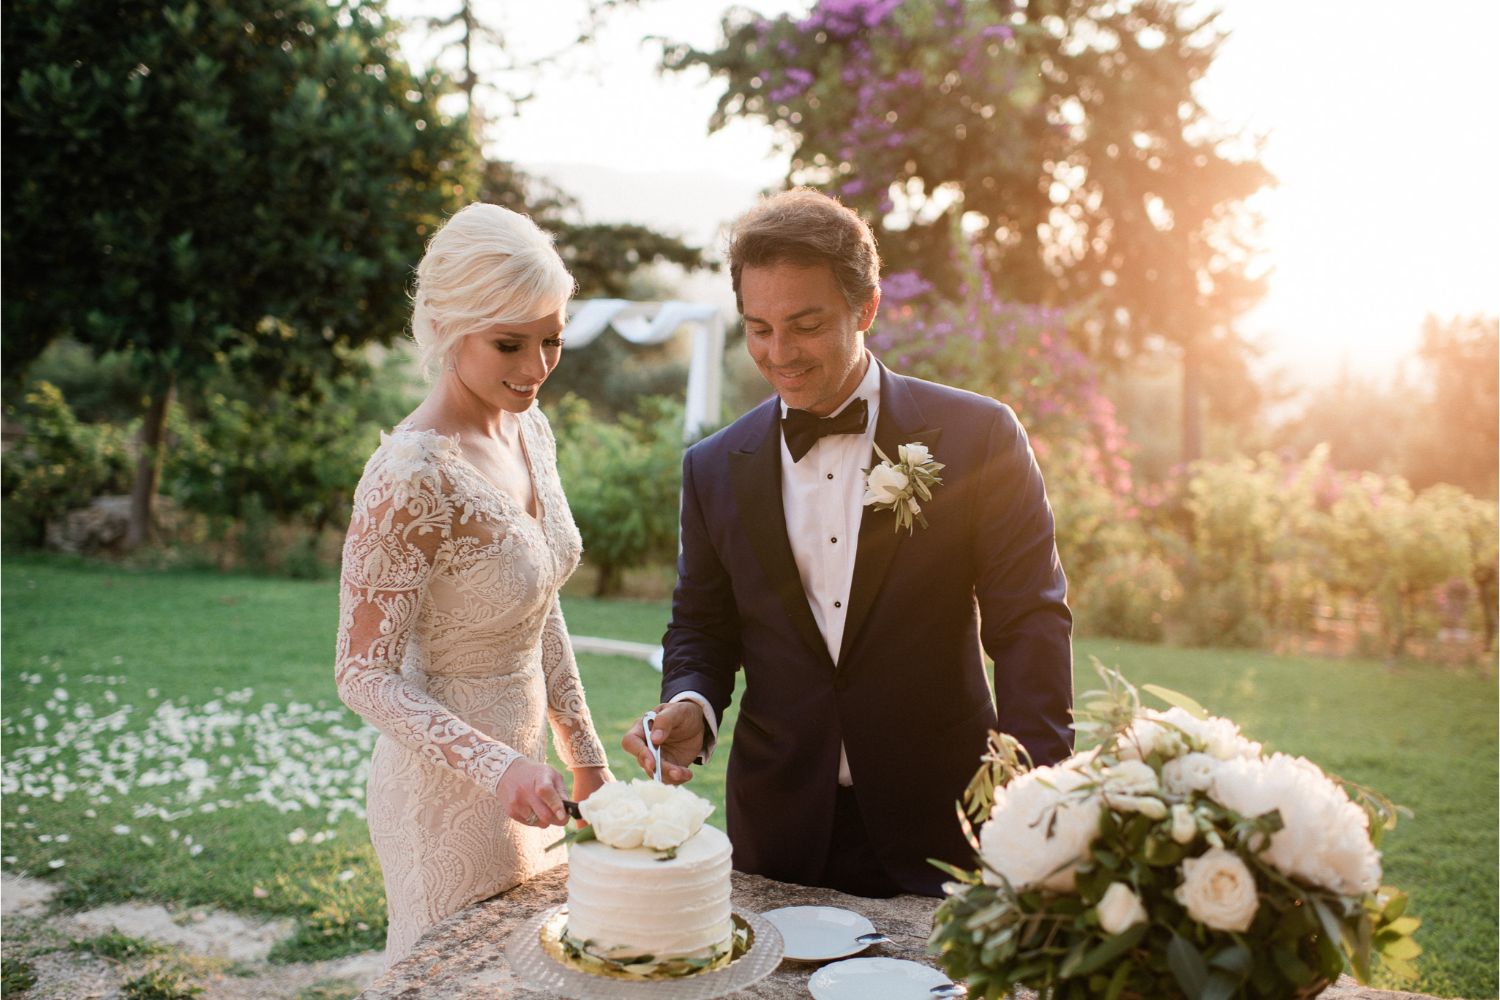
[539, 909, 751, 981]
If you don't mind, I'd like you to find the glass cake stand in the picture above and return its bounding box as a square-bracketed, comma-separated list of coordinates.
[506, 905, 784, 1000]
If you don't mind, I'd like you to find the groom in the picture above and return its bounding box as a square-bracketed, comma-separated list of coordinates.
[623, 188, 1073, 897]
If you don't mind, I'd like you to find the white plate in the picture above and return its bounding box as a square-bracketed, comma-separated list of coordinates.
[808, 957, 955, 999]
[762, 905, 877, 962]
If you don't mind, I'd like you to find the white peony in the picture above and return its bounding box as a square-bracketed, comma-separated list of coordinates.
[1170, 803, 1198, 845]
[1120, 708, 1261, 764]
[863, 463, 911, 505]
[580, 780, 714, 852]
[1176, 848, 1259, 932]
[980, 764, 1102, 893]
[1161, 753, 1219, 796]
[1209, 753, 1380, 895]
[1096, 882, 1148, 935]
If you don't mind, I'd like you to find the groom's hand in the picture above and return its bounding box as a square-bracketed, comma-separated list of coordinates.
[621, 701, 703, 785]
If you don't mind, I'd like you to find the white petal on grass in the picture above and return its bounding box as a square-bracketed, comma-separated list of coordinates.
[48, 859, 65, 869]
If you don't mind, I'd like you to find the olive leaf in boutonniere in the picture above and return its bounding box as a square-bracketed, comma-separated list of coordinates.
[862, 442, 944, 533]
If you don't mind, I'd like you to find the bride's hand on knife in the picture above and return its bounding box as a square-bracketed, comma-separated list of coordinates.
[621, 701, 703, 785]
[496, 758, 568, 828]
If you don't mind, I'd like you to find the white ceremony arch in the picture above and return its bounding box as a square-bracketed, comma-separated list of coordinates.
[562, 299, 727, 441]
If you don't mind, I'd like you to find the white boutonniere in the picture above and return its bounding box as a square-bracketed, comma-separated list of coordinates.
[862, 442, 944, 533]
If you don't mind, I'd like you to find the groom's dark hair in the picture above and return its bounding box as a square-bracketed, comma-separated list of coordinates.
[727, 188, 881, 313]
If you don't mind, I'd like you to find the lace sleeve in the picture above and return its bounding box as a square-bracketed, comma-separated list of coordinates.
[334, 452, 522, 795]
[540, 596, 608, 768]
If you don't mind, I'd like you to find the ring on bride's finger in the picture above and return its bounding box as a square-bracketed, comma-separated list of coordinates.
[525, 812, 538, 825]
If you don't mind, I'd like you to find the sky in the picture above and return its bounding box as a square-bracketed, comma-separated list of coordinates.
[394, 0, 1500, 389]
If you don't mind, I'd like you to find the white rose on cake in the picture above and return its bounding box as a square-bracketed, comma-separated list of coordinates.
[581, 780, 714, 852]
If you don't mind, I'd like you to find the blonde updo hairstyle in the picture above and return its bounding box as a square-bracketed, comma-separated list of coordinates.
[410, 203, 575, 377]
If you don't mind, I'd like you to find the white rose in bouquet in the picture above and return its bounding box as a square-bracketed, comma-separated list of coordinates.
[1170, 803, 1198, 844]
[1161, 752, 1218, 795]
[863, 463, 910, 505]
[1176, 847, 1259, 932]
[1096, 882, 1148, 935]
[1211, 753, 1381, 895]
[981, 764, 1101, 892]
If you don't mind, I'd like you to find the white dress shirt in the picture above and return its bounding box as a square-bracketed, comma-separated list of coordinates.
[675, 355, 881, 786]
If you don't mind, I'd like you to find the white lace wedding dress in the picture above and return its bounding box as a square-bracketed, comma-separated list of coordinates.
[334, 407, 607, 966]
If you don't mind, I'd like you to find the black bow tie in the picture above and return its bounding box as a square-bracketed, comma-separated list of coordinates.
[782, 397, 869, 462]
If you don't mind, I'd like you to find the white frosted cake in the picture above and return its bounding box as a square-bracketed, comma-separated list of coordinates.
[561, 780, 735, 973]
[566, 824, 734, 963]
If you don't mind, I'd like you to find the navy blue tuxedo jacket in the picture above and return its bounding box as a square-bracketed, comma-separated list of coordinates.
[661, 363, 1073, 894]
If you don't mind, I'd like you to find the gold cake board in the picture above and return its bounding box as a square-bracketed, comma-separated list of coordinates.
[506, 905, 784, 1000]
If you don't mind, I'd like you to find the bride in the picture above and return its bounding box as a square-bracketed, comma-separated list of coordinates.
[335, 203, 612, 965]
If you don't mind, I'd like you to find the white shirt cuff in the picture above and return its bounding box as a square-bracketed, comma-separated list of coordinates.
[669, 691, 719, 765]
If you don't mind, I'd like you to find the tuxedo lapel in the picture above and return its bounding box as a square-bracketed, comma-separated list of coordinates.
[838, 368, 943, 666]
[729, 403, 834, 670]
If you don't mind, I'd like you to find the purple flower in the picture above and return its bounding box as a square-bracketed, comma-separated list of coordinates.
[881, 270, 934, 303]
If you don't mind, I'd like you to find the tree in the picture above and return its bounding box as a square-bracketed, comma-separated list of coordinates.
[1409, 314, 1498, 497]
[418, 0, 639, 134]
[3, 0, 473, 546]
[666, 0, 1271, 460]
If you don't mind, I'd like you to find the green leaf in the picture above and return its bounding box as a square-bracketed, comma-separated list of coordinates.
[1208, 943, 1251, 975]
[1380, 936, 1423, 961]
[1058, 938, 1090, 978]
[1066, 922, 1147, 978]
[1142, 684, 1207, 718]
[545, 823, 597, 852]
[1383, 916, 1420, 936]
[928, 858, 981, 884]
[1167, 932, 1208, 997]
[1103, 959, 1135, 1000]
[1201, 972, 1239, 1000]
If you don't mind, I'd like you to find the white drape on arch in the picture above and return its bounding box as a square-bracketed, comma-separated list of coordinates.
[563, 299, 726, 441]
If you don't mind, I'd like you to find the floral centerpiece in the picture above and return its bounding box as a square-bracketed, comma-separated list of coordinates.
[928, 666, 1421, 999]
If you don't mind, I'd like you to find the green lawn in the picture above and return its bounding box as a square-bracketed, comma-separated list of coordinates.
[1, 554, 1494, 997]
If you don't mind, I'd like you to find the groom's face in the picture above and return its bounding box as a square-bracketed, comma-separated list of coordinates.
[741, 261, 879, 416]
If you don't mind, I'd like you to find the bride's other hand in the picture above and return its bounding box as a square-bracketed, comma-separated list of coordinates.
[620, 701, 702, 785]
[496, 758, 568, 827]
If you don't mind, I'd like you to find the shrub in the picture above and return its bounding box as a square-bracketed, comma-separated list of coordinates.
[1076, 551, 1181, 643]
[553, 394, 688, 597]
[1, 380, 133, 544]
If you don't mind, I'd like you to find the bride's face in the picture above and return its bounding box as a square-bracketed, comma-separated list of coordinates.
[449, 309, 567, 413]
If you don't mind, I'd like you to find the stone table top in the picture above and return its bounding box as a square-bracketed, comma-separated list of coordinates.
[359, 867, 1434, 999]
